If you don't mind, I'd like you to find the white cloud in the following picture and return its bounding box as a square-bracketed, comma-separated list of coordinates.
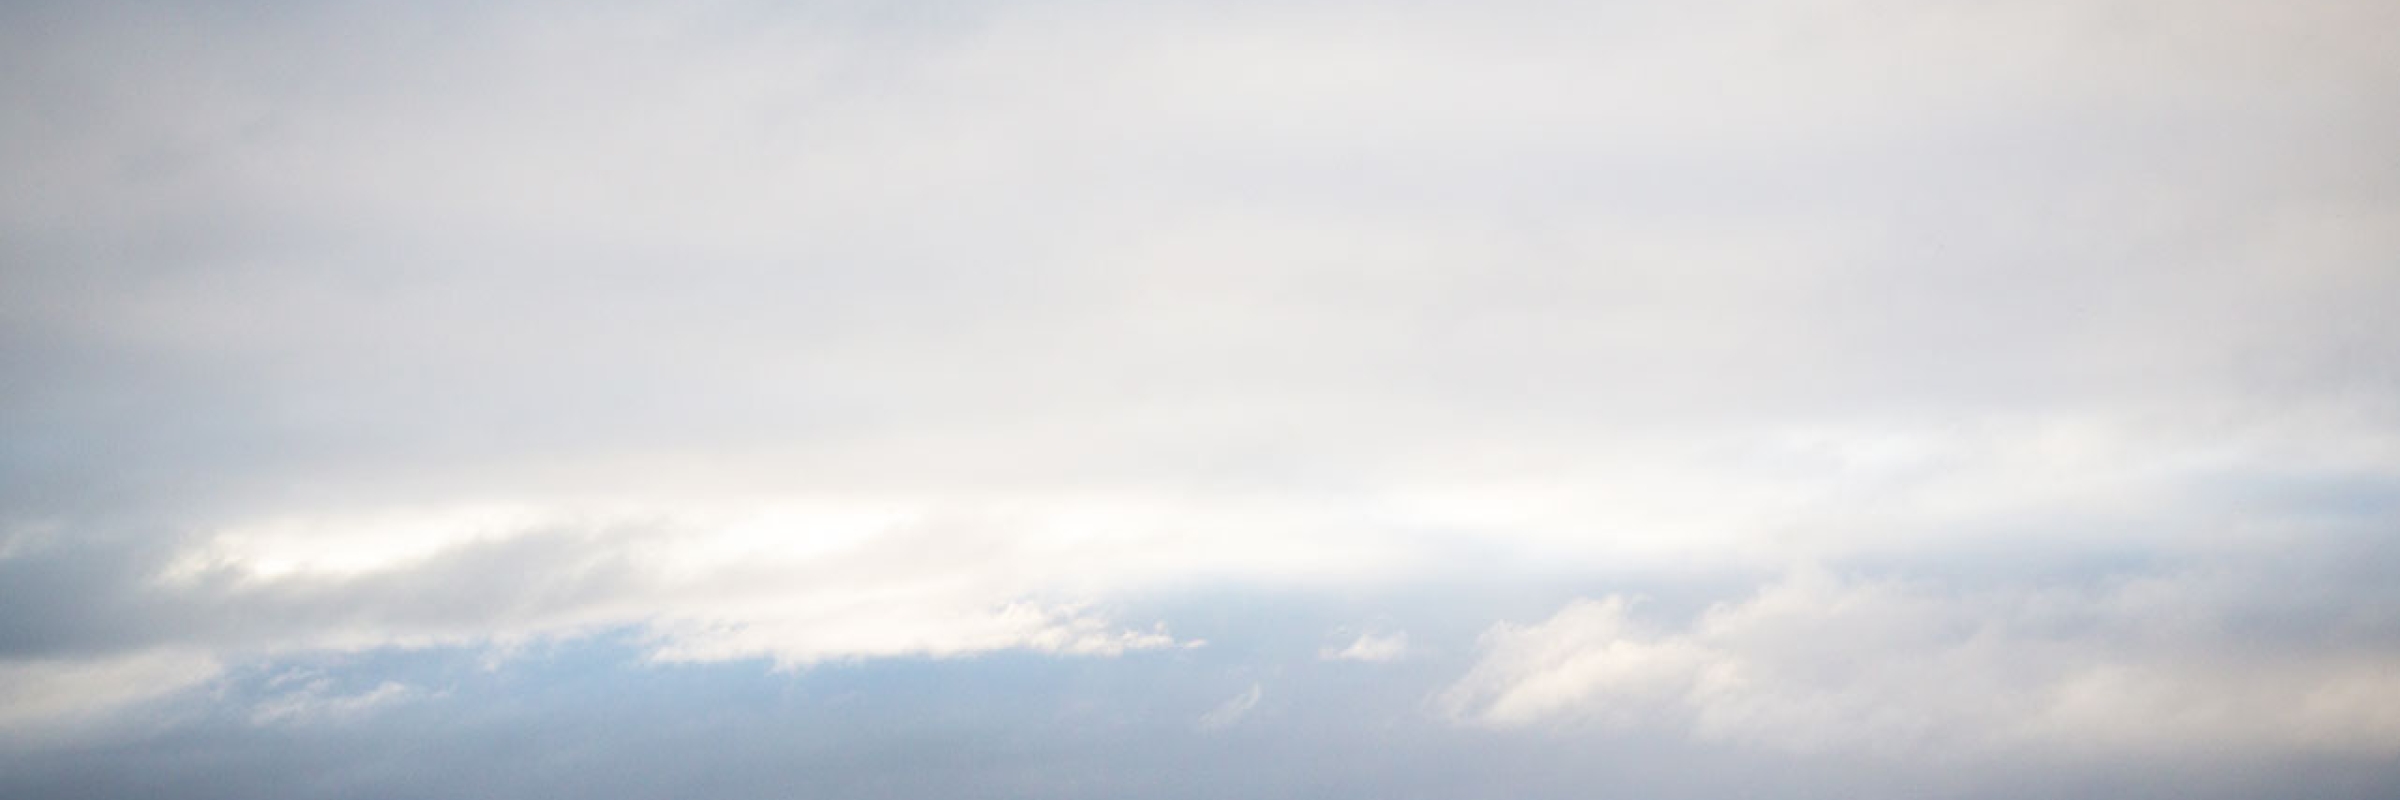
[249, 677, 426, 727]
[1197, 683, 1264, 731]
[644, 601, 1182, 669]
[1442, 569, 2400, 757]
[1321, 630, 1410, 663]
[142, 501, 1224, 670]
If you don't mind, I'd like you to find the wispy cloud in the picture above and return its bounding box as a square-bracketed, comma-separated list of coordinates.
[1321, 630, 1409, 663]
[1197, 683, 1263, 731]
[1442, 567, 2400, 757]
[249, 678, 426, 727]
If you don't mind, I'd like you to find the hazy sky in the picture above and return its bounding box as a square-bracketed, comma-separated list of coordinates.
[4, 0, 2398, 797]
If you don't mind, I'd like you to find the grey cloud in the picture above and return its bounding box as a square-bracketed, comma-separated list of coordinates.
[0, 521, 643, 661]
[3, 0, 2397, 793]
[7, 2, 2391, 504]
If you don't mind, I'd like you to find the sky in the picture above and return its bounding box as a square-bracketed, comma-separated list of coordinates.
[3, 0, 2398, 797]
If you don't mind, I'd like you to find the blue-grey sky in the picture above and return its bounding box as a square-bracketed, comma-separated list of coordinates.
[4, 0, 2399, 797]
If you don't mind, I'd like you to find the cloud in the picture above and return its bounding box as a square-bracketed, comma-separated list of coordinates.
[1442, 567, 2400, 758]
[248, 677, 425, 727]
[1197, 683, 1263, 731]
[643, 601, 1183, 669]
[1321, 630, 1409, 663]
[140, 506, 1208, 666]
[0, 650, 220, 741]
[0, 2, 2396, 795]
[6, 0, 2394, 536]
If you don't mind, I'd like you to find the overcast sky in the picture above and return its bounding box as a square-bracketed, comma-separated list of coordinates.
[4, 0, 2399, 797]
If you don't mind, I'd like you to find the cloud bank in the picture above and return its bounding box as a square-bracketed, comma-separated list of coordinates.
[2, 0, 2396, 795]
